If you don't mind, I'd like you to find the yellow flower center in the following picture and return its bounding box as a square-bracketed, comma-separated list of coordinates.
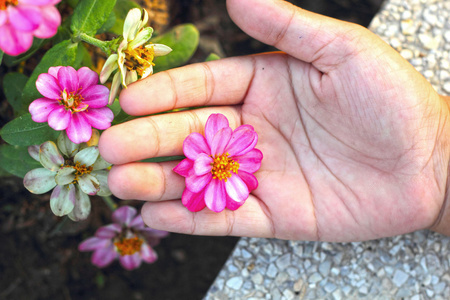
[211, 153, 239, 181]
[0, 0, 18, 10]
[64, 161, 93, 184]
[123, 45, 155, 76]
[114, 236, 144, 256]
[60, 89, 88, 112]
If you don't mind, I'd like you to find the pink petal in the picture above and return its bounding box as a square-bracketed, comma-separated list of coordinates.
[36, 73, 61, 99]
[181, 189, 206, 212]
[210, 127, 232, 156]
[112, 206, 137, 226]
[0, 23, 33, 56]
[0, 11, 6, 27]
[77, 67, 99, 89]
[205, 113, 229, 144]
[193, 153, 213, 176]
[92, 245, 117, 268]
[173, 158, 194, 177]
[48, 106, 71, 130]
[57, 66, 79, 93]
[48, 66, 62, 78]
[80, 85, 109, 108]
[32, 5, 60, 39]
[225, 125, 258, 156]
[119, 253, 142, 270]
[234, 148, 263, 173]
[8, 5, 41, 32]
[82, 107, 114, 130]
[29, 98, 59, 122]
[186, 172, 211, 193]
[204, 179, 226, 212]
[66, 113, 92, 144]
[183, 132, 210, 160]
[79, 237, 111, 251]
[224, 174, 249, 203]
[20, 0, 57, 5]
[226, 195, 245, 211]
[129, 215, 145, 229]
[141, 228, 169, 242]
[140, 244, 157, 263]
[95, 224, 121, 238]
[237, 171, 258, 192]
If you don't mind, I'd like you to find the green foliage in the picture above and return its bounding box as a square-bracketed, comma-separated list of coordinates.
[71, 0, 118, 36]
[109, 0, 141, 35]
[0, 145, 42, 178]
[3, 39, 46, 67]
[206, 53, 221, 62]
[97, 11, 117, 34]
[0, 50, 3, 65]
[22, 40, 79, 106]
[0, 114, 60, 147]
[3, 72, 29, 115]
[152, 24, 200, 73]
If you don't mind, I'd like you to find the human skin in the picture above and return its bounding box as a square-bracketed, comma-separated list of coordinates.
[99, 0, 450, 242]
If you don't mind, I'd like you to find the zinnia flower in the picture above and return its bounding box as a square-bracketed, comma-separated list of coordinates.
[29, 66, 114, 144]
[100, 8, 172, 104]
[79, 206, 168, 270]
[0, 0, 61, 55]
[24, 131, 112, 221]
[173, 113, 263, 212]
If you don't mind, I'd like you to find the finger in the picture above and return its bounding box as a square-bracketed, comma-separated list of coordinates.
[226, 0, 386, 72]
[108, 161, 184, 201]
[119, 56, 255, 116]
[141, 196, 276, 238]
[99, 107, 240, 164]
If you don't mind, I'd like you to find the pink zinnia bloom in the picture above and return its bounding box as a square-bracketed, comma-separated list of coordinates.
[29, 66, 114, 144]
[173, 113, 263, 212]
[0, 0, 61, 56]
[79, 206, 168, 270]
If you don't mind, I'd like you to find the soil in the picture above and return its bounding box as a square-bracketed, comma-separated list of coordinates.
[0, 1, 382, 299]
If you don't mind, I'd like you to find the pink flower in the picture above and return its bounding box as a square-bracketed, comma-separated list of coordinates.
[79, 206, 168, 270]
[173, 113, 263, 212]
[0, 0, 61, 56]
[29, 66, 114, 144]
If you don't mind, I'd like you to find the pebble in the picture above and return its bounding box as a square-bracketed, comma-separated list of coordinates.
[226, 276, 243, 290]
[393, 269, 409, 287]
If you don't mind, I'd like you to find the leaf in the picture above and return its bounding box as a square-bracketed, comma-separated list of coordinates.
[71, 0, 118, 36]
[0, 144, 42, 178]
[22, 40, 78, 107]
[97, 11, 117, 34]
[3, 72, 29, 115]
[152, 24, 200, 73]
[205, 53, 221, 62]
[0, 114, 60, 146]
[109, 0, 141, 35]
[0, 50, 3, 65]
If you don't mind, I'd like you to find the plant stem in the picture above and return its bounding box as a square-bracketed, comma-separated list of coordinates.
[102, 195, 117, 211]
[76, 33, 111, 55]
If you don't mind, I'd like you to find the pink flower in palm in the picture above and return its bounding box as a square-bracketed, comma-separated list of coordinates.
[79, 206, 168, 270]
[173, 113, 263, 212]
[29, 66, 114, 144]
[0, 0, 61, 56]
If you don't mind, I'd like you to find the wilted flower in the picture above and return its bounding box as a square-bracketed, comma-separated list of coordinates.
[24, 132, 112, 221]
[0, 0, 61, 55]
[100, 8, 172, 104]
[79, 206, 168, 270]
[29, 66, 114, 144]
[173, 113, 263, 212]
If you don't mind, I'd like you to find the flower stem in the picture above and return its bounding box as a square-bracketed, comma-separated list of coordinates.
[102, 195, 117, 211]
[76, 33, 111, 55]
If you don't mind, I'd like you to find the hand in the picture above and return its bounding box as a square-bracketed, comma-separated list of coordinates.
[99, 0, 450, 241]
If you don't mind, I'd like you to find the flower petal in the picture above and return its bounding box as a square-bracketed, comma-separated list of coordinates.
[100, 54, 118, 83]
[50, 184, 76, 216]
[210, 127, 232, 156]
[186, 172, 211, 193]
[48, 106, 71, 130]
[193, 153, 213, 176]
[128, 27, 153, 49]
[226, 195, 245, 211]
[119, 253, 142, 270]
[73, 146, 99, 167]
[181, 189, 206, 212]
[92, 170, 111, 196]
[0, 11, 6, 27]
[48, 66, 62, 78]
[234, 148, 263, 173]
[91, 245, 117, 268]
[80, 85, 109, 108]
[29, 98, 59, 122]
[33, 5, 61, 39]
[57, 66, 79, 93]
[173, 158, 194, 177]
[237, 171, 258, 192]
[140, 243, 157, 263]
[57, 132, 79, 158]
[112, 206, 137, 226]
[66, 113, 92, 144]
[23, 168, 57, 194]
[129, 214, 145, 229]
[78, 174, 100, 195]
[91, 156, 112, 171]
[123, 8, 142, 41]
[39, 141, 64, 171]
[77, 67, 99, 88]
[28, 145, 40, 162]
[108, 71, 121, 105]
[204, 179, 226, 212]
[205, 113, 229, 144]
[79, 237, 111, 251]
[68, 186, 91, 221]
[36, 73, 61, 99]
[148, 43, 172, 56]
[0, 23, 33, 55]
[8, 5, 41, 32]
[83, 107, 114, 130]
[95, 223, 121, 238]
[225, 174, 249, 203]
[225, 125, 258, 156]
[183, 132, 210, 160]
[20, 0, 58, 5]
[55, 167, 76, 186]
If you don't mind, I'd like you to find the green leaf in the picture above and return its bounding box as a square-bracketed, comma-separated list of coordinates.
[74, 43, 92, 69]
[0, 114, 60, 146]
[109, 0, 141, 35]
[140, 156, 185, 163]
[0, 50, 4, 65]
[206, 53, 221, 62]
[3, 72, 29, 115]
[152, 24, 200, 73]
[71, 0, 117, 36]
[97, 11, 117, 34]
[22, 40, 78, 106]
[0, 144, 42, 178]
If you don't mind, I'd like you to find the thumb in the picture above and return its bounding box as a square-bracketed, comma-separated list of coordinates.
[226, 0, 387, 72]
